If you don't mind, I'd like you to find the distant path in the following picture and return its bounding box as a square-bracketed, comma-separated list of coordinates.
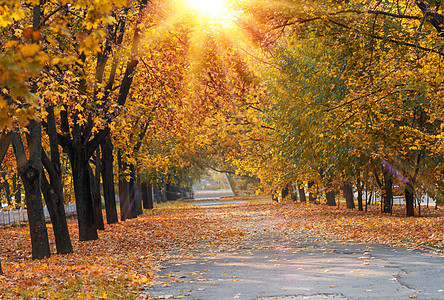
[193, 189, 235, 200]
[145, 201, 444, 300]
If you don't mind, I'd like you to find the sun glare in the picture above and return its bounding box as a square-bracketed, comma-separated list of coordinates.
[186, 0, 227, 19]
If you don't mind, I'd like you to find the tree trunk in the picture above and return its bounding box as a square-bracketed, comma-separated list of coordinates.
[281, 184, 289, 200]
[43, 106, 73, 254]
[89, 163, 104, 230]
[0, 131, 11, 164]
[308, 181, 316, 203]
[11, 124, 51, 260]
[325, 180, 336, 206]
[135, 177, 143, 215]
[141, 182, 154, 209]
[342, 181, 355, 209]
[291, 183, 298, 202]
[298, 182, 306, 203]
[1, 168, 11, 205]
[41, 170, 73, 254]
[95, 149, 105, 229]
[71, 151, 98, 241]
[0, 259, 2, 275]
[405, 183, 415, 217]
[382, 169, 393, 214]
[41, 152, 73, 254]
[357, 178, 363, 211]
[271, 190, 278, 202]
[13, 174, 21, 206]
[118, 149, 130, 221]
[129, 164, 137, 218]
[100, 134, 118, 224]
[226, 173, 237, 196]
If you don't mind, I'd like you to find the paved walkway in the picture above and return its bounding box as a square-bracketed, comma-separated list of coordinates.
[145, 202, 444, 300]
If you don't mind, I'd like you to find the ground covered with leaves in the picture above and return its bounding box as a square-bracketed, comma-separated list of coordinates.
[0, 198, 442, 299]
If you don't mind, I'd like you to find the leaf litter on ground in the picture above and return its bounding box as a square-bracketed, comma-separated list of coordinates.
[0, 198, 442, 299]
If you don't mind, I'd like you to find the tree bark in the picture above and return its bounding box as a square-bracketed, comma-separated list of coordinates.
[58, 125, 106, 241]
[71, 150, 98, 241]
[89, 163, 104, 230]
[141, 182, 154, 209]
[41, 152, 73, 254]
[43, 106, 73, 254]
[308, 181, 316, 203]
[298, 182, 306, 203]
[100, 134, 118, 224]
[281, 184, 289, 200]
[0, 131, 11, 164]
[405, 183, 415, 217]
[325, 179, 336, 206]
[135, 181, 143, 215]
[342, 181, 355, 209]
[382, 169, 393, 214]
[11, 125, 51, 260]
[271, 190, 279, 201]
[118, 149, 131, 221]
[291, 183, 298, 202]
[357, 178, 363, 211]
[1, 167, 11, 205]
[12, 174, 21, 206]
[129, 164, 138, 218]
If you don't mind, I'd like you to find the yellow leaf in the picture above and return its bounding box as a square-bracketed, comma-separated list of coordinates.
[102, 291, 108, 299]
[74, 103, 84, 112]
[20, 44, 40, 57]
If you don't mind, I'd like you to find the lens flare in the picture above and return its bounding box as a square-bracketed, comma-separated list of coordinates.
[186, 0, 227, 18]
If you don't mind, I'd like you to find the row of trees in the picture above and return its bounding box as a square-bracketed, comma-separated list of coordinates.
[243, 0, 444, 216]
[2, 0, 444, 273]
[0, 0, 271, 274]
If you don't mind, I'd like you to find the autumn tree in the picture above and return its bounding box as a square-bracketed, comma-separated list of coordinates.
[263, 0, 444, 215]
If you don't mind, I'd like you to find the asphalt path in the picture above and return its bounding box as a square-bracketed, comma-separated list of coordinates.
[193, 189, 235, 200]
[145, 201, 444, 300]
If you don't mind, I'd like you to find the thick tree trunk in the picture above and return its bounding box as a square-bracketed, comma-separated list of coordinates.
[405, 183, 415, 217]
[89, 163, 104, 230]
[43, 106, 73, 254]
[383, 170, 393, 214]
[41, 154, 73, 254]
[291, 183, 298, 202]
[141, 182, 154, 209]
[342, 181, 355, 209]
[298, 182, 306, 203]
[325, 180, 336, 206]
[308, 181, 316, 203]
[100, 134, 118, 224]
[71, 152, 98, 241]
[281, 184, 289, 200]
[134, 177, 143, 216]
[11, 124, 51, 260]
[41, 171, 73, 254]
[118, 150, 131, 221]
